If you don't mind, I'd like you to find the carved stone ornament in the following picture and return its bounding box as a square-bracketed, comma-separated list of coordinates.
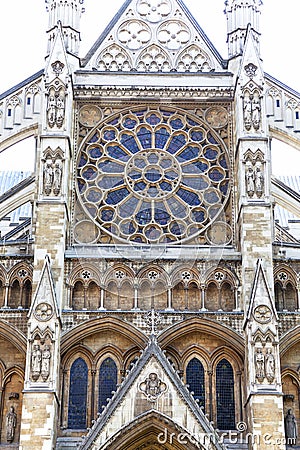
[47, 87, 66, 129]
[254, 347, 265, 383]
[78, 105, 102, 128]
[51, 60, 65, 76]
[137, 0, 172, 23]
[245, 164, 264, 198]
[244, 63, 258, 79]
[253, 305, 272, 323]
[43, 158, 63, 196]
[41, 345, 51, 381]
[6, 406, 17, 443]
[34, 302, 54, 321]
[243, 91, 261, 132]
[205, 106, 228, 128]
[139, 372, 167, 402]
[206, 221, 232, 246]
[31, 344, 42, 381]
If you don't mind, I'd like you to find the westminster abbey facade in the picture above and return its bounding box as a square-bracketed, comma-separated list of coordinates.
[0, 0, 300, 449]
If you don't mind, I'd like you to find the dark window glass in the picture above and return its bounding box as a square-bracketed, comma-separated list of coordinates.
[68, 358, 88, 429]
[216, 359, 235, 430]
[186, 358, 205, 410]
[98, 357, 117, 411]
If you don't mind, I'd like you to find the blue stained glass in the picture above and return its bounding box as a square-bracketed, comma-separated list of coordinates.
[165, 170, 178, 180]
[187, 118, 198, 126]
[120, 134, 140, 153]
[216, 359, 235, 430]
[123, 117, 137, 129]
[137, 127, 152, 149]
[82, 167, 97, 180]
[106, 188, 130, 205]
[191, 130, 204, 141]
[167, 198, 187, 218]
[177, 188, 201, 206]
[118, 196, 139, 218]
[77, 179, 86, 193]
[146, 114, 161, 126]
[178, 146, 199, 161]
[100, 209, 114, 222]
[170, 118, 184, 130]
[160, 181, 172, 191]
[79, 154, 87, 168]
[154, 208, 170, 225]
[192, 210, 205, 223]
[219, 156, 228, 169]
[108, 117, 119, 126]
[207, 133, 218, 144]
[86, 205, 97, 217]
[147, 186, 159, 197]
[68, 358, 88, 429]
[186, 358, 205, 409]
[183, 177, 207, 191]
[204, 191, 219, 204]
[134, 181, 147, 191]
[87, 189, 102, 203]
[209, 169, 224, 182]
[204, 147, 218, 160]
[148, 153, 159, 164]
[155, 128, 170, 149]
[103, 129, 116, 141]
[167, 134, 187, 154]
[98, 176, 123, 189]
[128, 170, 142, 180]
[98, 160, 124, 173]
[98, 358, 117, 411]
[89, 147, 102, 159]
[121, 221, 136, 235]
[160, 158, 172, 169]
[107, 145, 129, 161]
[170, 221, 185, 235]
[88, 133, 99, 143]
[136, 208, 152, 225]
[145, 169, 161, 182]
[220, 181, 229, 195]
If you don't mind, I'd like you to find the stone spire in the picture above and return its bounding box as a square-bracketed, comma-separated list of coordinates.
[225, 0, 263, 59]
[45, 0, 85, 56]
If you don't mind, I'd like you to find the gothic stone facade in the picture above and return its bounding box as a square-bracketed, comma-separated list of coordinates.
[0, 1, 300, 449]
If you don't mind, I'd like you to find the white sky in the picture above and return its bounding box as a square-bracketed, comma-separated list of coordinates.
[0, 0, 300, 173]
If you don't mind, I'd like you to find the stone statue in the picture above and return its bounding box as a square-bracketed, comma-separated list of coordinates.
[41, 345, 51, 381]
[246, 166, 255, 197]
[285, 409, 297, 442]
[56, 95, 65, 128]
[243, 95, 252, 131]
[254, 348, 265, 382]
[139, 372, 167, 402]
[43, 160, 53, 196]
[252, 95, 261, 130]
[53, 160, 63, 196]
[31, 344, 42, 381]
[47, 95, 56, 128]
[265, 348, 275, 383]
[6, 405, 17, 443]
[255, 167, 264, 197]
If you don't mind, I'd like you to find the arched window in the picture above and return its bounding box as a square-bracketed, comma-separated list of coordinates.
[22, 280, 32, 308]
[216, 359, 235, 430]
[98, 357, 117, 411]
[72, 281, 84, 310]
[9, 280, 20, 308]
[68, 358, 88, 429]
[186, 358, 205, 410]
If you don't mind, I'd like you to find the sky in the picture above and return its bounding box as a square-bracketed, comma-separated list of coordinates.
[0, 0, 300, 172]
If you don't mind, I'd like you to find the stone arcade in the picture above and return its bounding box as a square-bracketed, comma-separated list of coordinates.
[0, 0, 300, 449]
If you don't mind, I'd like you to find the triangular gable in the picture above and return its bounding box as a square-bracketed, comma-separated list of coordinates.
[80, 336, 226, 450]
[81, 0, 226, 73]
[28, 255, 60, 323]
[244, 259, 278, 327]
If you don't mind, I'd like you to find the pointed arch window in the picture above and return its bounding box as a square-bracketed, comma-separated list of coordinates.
[216, 359, 235, 430]
[68, 358, 88, 429]
[98, 357, 117, 411]
[186, 357, 205, 410]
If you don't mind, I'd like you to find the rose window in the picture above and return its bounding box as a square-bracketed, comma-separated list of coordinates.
[76, 107, 230, 244]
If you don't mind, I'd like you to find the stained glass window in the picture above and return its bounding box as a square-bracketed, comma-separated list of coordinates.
[216, 359, 235, 430]
[68, 358, 88, 429]
[77, 107, 230, 244]
[98, 357, 118, 411]
[186, 358, 205, 410]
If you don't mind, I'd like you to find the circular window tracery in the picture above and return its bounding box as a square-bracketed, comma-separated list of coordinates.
[76, 107, 231, 244]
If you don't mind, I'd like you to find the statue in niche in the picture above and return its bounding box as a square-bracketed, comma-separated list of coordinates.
[252, 94, 261, 130]
[47, 95, 56, 128]
[254, 348, 265, 382]
[56, 95, 65, 128]
[31, 344, 42, 381]
[53, 160, 63, 195]
[255, 166, 264, 197]
[243, 95, 252, 131]
[41, 345, 51, 381]
[285, 409, 297, 442]
[265, 348, 275, 383]
[246, 166, 255, 197]
[6, 406, 17, 442]
[43, 160, 53, 195]
[139, 372, 167, 402]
